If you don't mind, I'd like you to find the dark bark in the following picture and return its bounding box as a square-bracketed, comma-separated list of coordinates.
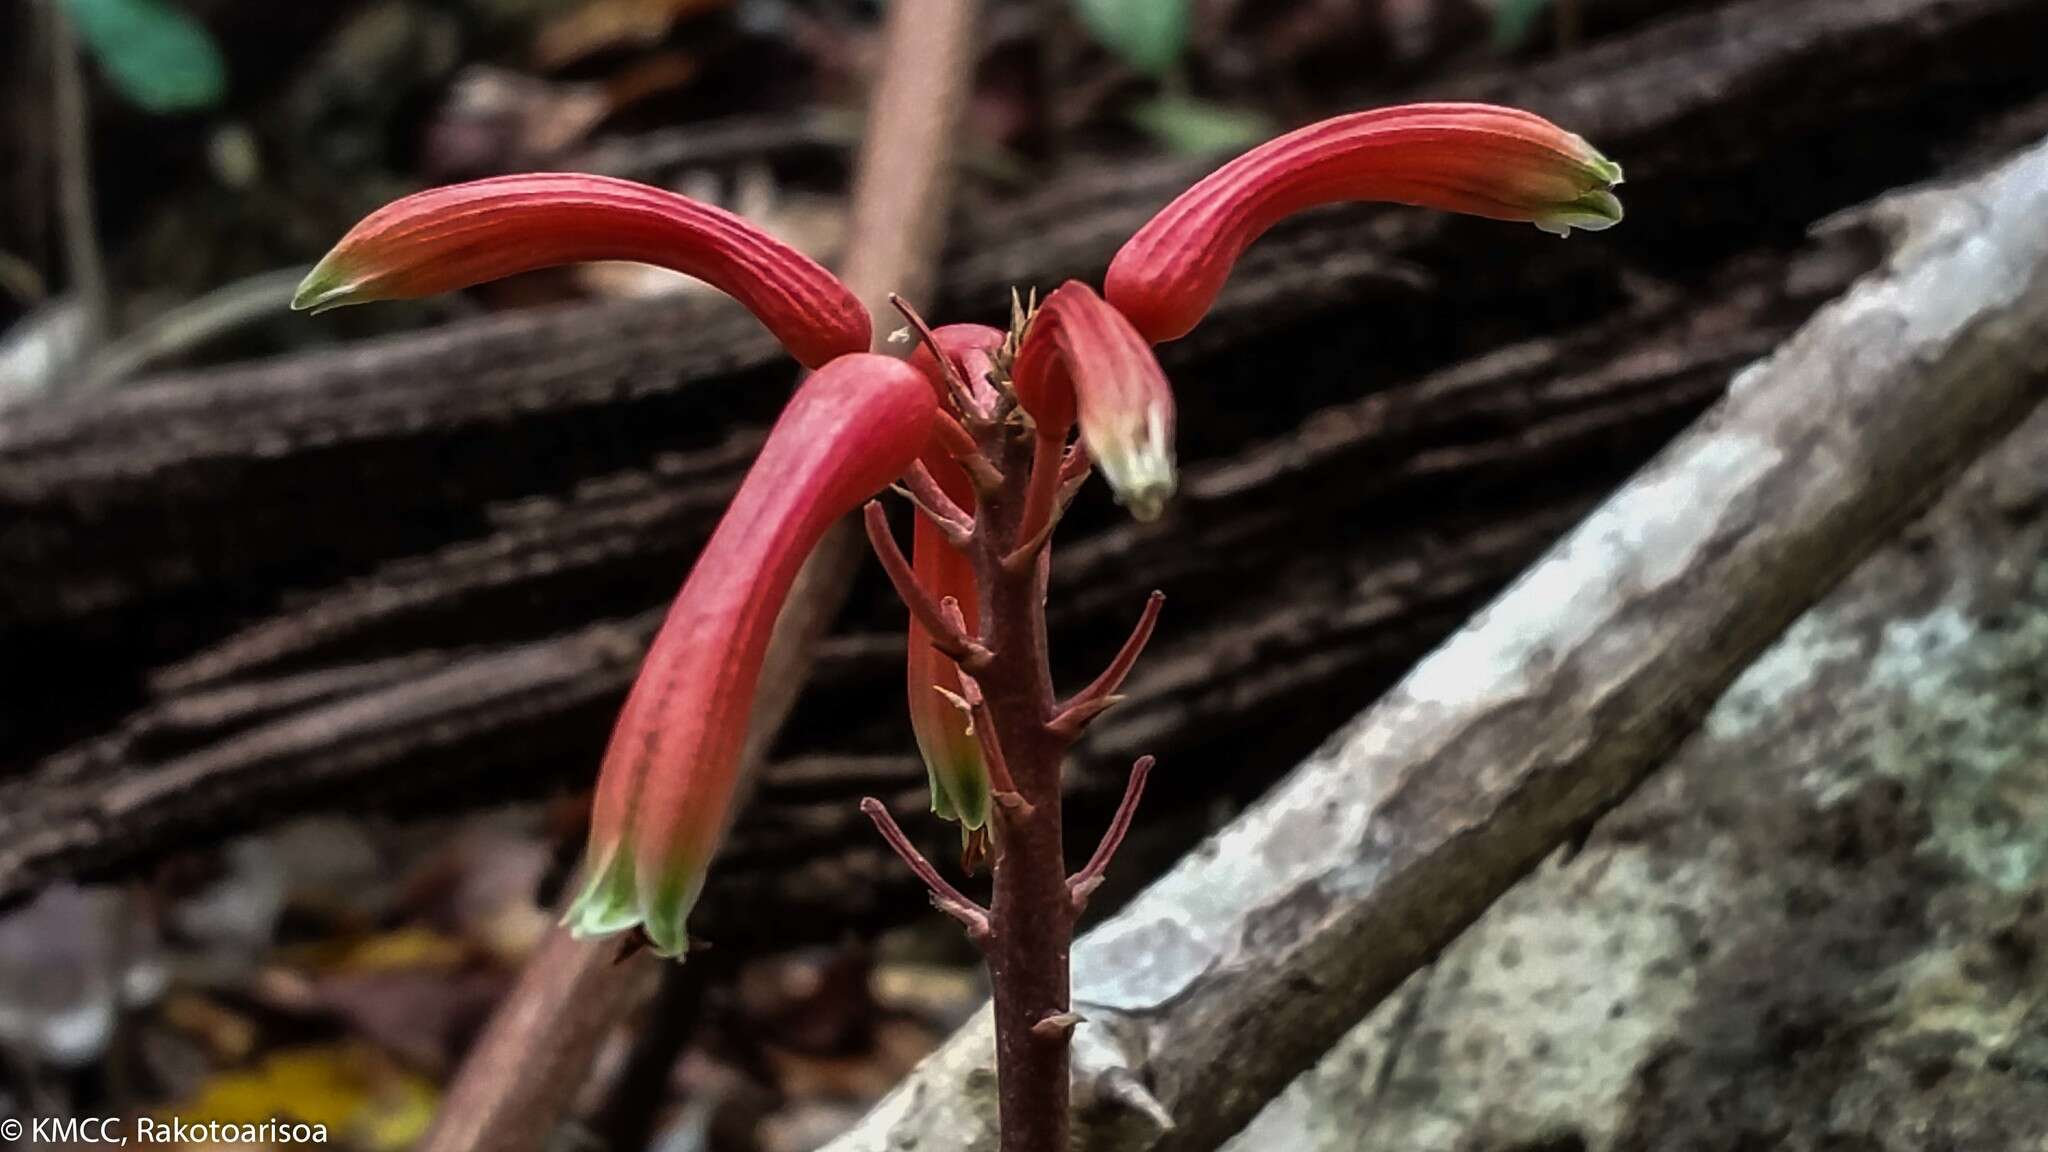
[0, 229, 1869, 923]
[4, 0, 2040, 635]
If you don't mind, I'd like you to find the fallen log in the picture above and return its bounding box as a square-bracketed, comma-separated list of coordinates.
[4, 0, 2048, 911]
[814, 134, 2048, 1152]
[3, 0, 2043, 719]
[0, 231, 1871, 921]
[1228, 409, 2048, 1152]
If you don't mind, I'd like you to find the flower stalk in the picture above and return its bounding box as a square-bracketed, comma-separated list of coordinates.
[301, 97, 1619, 1152]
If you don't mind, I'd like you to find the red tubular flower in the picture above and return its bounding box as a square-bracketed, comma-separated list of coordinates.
[1104, 102, 1625, 343]
[908, 465, 988, 831]
[1013, 281, 1176, 521]
[905, 324, 1003, 835]
[293, 173, 870, 368]
[564, 352, 937, 956]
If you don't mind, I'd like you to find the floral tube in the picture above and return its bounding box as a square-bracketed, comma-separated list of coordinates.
[1105, 102, 1624, 343]
[565, 352, 937, 956]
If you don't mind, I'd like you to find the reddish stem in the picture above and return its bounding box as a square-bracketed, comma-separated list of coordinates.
[1005, 432, 1068, 570]
[1050, 590, 1163, 737]
[898, 460, 975, 543]
[863, 501, 992, 670]
[891, 293, 988, 420]
[865, 346, 1160, 1152]
[1069, 755, 1155, 914]
[969, 428, 1076, 1152]
[860, 797, 990, 940]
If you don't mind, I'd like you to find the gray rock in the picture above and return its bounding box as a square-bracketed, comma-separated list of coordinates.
[1231, 409, 2048, 1151]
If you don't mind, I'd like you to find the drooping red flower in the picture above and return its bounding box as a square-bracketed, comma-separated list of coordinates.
[904, 324, 1004, 835]
[907, 465, 987, 829]
[293, 173, 871, 368]
[298, 98, 1625, 962]
[1012, 281, 1176, 521]
[565, 352, 937, 956]
[1105, 102, 1624, 343]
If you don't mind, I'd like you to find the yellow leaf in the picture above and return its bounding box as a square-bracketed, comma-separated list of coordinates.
[169, 1044, 439, 1150]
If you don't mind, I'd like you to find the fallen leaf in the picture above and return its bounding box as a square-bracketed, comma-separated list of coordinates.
[170, 1044, 438, 1151]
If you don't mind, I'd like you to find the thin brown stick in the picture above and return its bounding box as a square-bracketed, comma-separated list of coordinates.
[45, 0, 106, 346]
[1068, 755, 1154, 913]
[961, 428, 1080, 1152]
[416, 4, 985, 1150]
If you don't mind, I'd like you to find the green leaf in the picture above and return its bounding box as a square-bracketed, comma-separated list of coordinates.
[62, 0, 226, 114]
[1073, 0, 1189, 77]
[1493, 0, 1554, 49]
[1127, 95, 1269, 157]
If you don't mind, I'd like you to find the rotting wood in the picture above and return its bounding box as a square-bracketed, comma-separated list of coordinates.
[0, 233, 1873, 922]
[3, 0, 2042, 648]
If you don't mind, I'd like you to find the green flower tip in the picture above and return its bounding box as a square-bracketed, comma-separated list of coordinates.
[930, 754, 991, 832]
[1579, 146, 1625, 190]
[1536, 144, 1624, 237]
[1535, 189, 1625, 237]
[290, 255, 368, 314]
[1092, 404, 1178, 523]
[561, 843, 703, 960]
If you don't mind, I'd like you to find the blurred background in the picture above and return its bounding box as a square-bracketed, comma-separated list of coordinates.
[2, 0, 2047, 1149]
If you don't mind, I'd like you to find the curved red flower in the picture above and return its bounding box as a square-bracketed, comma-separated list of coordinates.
[294, 173, 871, 369]
[1013, 281, 1176, 521]
[565, 352, 937, 956]
[1105, 102, 1624, 343]
[904, 324, 1003, 834]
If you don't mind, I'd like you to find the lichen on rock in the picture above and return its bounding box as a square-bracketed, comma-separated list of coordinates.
[1231, 409, 2048, 1152]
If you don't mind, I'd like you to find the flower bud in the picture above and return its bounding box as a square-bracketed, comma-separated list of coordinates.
[1014, 282, 1177, 521]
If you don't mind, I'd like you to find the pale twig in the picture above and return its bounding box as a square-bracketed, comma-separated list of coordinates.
[45, 0, 107, 347]
[415, 4, 986, 1151]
